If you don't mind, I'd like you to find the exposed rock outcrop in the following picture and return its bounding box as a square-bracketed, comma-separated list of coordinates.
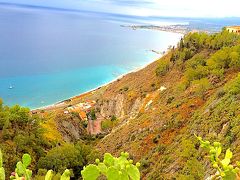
[55, 114, 86, 142]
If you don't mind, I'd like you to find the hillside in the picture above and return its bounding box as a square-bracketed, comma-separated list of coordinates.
[1, 28, 240, 179]
[76, 29, 240, 179]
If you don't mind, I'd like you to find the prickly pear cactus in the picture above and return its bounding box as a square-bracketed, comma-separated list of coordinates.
[0, 150, 5, 180]
[197, 136, 240, 180]
[81, 152, 141, 180]
[60, 169, 71, 180]
[10, 154, 32, 180]
[45, 170, 54, 180]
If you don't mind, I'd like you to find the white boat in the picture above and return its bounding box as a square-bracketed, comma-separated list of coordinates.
[8, 85, 14, 89]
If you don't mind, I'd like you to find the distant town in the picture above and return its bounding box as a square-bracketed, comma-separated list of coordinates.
[121, 24, 221, 34]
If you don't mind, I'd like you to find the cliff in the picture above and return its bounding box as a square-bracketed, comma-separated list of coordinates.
[34, 29, 240, 179]
[74, 30, 240, 179]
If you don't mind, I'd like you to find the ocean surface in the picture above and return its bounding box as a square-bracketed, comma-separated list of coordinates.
[0, 5, 182, 109]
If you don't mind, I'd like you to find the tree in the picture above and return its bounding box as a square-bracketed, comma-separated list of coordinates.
[156, 60, 170, 76]
[38, 144, 84, 173]
[192, 78, 211, 98]
[224, 73, 240, 95]
[229, 51, 240, 69]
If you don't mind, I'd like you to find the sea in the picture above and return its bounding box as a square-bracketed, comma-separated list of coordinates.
[0, 4, 182, 109]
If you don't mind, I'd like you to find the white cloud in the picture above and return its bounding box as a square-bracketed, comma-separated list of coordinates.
[1, 0, 240, 17]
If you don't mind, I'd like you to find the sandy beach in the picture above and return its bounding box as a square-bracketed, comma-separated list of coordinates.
[33, 55, 164, 111]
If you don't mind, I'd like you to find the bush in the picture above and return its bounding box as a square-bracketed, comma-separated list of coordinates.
[167, 96, 175, 104]
[192, 78, 211, 98]
[101, 120, 113, 130]
[224, 73, 240, 95]
[156, 144, 166, 154]
[37, 143, 99, 178]
[38, 144, 84, 173]
[216, 88, 226, 98]
[123, 86, 129, 92]
[156, 60, 170, 76]
[110, 115, 117, 121]
[184, 65, 208, 82]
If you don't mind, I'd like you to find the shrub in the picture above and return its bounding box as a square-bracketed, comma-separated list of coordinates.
[38, 144, 83, 173]
[185, 54, 206, 69]
[156, 60, 170, 76]
[110, 115, 117, 121]
[178, 157, 204, 180]
[216, 89, 226, 98]
[229, 51, 240, 69]
[152, 135, 160, 144]
[184, 65, 208, 82]
[192, 78, 211, 98]
[156, 144, 166, 154]
[101, 119, 114, 130]
[123, 86, 129, 92]
[167, 96, 175, 104]
[224, 73, 240, 95]
[87, 109, 96, 120]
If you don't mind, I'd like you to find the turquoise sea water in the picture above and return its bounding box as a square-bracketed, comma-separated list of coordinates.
[0, 5, 182, 109]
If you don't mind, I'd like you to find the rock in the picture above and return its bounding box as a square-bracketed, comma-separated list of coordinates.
[100, 94, 125, 118]
[99, 93, 144, 119]
[56, 116, 86, 142]
[218, 122, 230, 139]
[130, 97, 143, 118]
[159, 86, 167, 91]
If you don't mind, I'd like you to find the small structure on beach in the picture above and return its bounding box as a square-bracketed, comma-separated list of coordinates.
[67, 100, 96, 121]
[79, 111, 87, 121]
[226, 26, 240, 34]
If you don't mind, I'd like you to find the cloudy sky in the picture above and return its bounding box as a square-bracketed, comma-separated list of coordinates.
[1, 0, 240, 17]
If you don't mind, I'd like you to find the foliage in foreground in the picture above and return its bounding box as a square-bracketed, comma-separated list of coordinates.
[197, 136, 240, 180]
[0, 150, 71, 180]
[0, 150, 140, 180]
[0, 137, 240, 180]
[81, 152, 141, 180]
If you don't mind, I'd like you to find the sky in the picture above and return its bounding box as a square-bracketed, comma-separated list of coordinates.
[1, 0, 240, 18]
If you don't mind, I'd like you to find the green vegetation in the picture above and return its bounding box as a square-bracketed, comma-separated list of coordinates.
[37, 142, 99, 175]
[87, 109, 97, 120]
[1, 29, 240, 179]
[224, 73, 240, 95]
[0, 101, 49, 176]
[0, 151, 139, 180]
[197, 136, 240, 180]
[0, 152, 71, 180]
[0, 150, 5, 180]
[0, 99, 99, 179]
[156, 60, 170, 76]
[132, 29, 240, 179]
[81, 152, 141, 180]
[101, 116, 118, 131]
[157, 30, 240, 97]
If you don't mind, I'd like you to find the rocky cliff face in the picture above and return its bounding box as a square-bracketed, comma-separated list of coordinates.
[55, 113, 87, 142]
[98, 94, 144, 119]
[99, 94, 125, 118]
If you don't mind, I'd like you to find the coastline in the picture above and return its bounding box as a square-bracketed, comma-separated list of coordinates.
[30, 30, 183, 112]
[33, 55, 164, 111]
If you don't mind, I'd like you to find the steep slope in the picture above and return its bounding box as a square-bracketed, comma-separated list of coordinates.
[29, 29, 240, 179]
[84, 30, 240, 179]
